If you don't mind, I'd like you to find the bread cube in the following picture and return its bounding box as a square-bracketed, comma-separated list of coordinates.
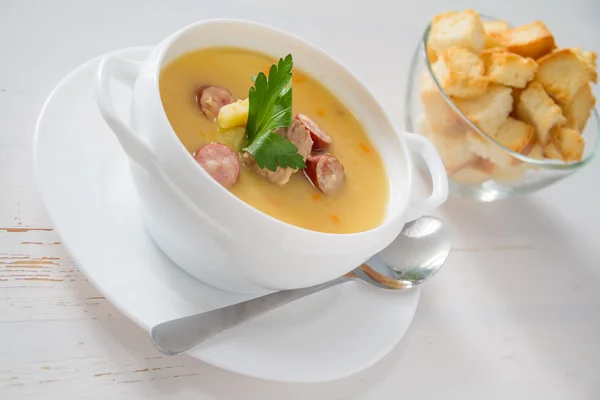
[494, 117, 536, 152]
[559, 83, 596, 132]
[536, 48, 597, 104]
[543, 141, 563, 160]
[453, 84, 513, 135]
[572, 48, 598, 81]
[428, 10, 485, 59]
[510, 87, 523, 118]
[493, 164, 528, 182]
[466, 130, 513, 167]
[427, 47, 438, 63]
[584, 51, 597, 69]
[416, 113, 433, 137]
[218, 98, 249, 129]
[465, 118, 534, 167]
[482, 49, 538, 88]
[429, 132, 476, 174]
[451, 158, 496, 184]
[432, 47, 488, 98]
[419, 72, 467, 136]
[483, 20, 510, 36]
[499, 21, 556, 59]
[549, 125, 585, 161]
[483, 20, 510, 49]
[526, 142, 545, 160]
[484, 34, 504, 50]
[452, 167, 492, 184]
[580, 49, 597, 71]
[516, 81, 566, 145]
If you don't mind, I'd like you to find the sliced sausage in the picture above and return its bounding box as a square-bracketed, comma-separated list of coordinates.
[243, 119, 313, 185]
[284, 119, 313, 159]
[304, 154, 345, 194]
[196, 86, 236, 120]
[296, 113, 332, 151]
[194, 142, 240, 189]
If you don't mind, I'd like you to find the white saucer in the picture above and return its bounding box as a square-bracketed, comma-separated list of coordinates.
[33, 47, 420, 383]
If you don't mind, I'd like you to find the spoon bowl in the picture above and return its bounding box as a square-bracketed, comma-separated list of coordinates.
[151, 216, 451, 356]
[378, 216, 451, 287]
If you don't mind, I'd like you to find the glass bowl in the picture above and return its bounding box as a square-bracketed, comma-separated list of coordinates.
[405, 15, 599, 202]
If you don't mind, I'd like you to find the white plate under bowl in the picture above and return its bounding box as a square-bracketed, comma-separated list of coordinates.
[33, 47, 420, 383]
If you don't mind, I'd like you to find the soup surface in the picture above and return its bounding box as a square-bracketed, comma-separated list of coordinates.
[160, 47, 388, 234]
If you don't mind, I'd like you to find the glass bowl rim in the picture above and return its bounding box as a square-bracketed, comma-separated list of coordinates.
[419, 13, 600, 171]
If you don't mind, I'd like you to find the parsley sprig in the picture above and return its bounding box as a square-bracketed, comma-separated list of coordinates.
[243, 54, 305, 172]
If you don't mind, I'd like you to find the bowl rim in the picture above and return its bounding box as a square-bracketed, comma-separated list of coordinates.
[141, 18, 412, 238]
[419, 13, 600, 171]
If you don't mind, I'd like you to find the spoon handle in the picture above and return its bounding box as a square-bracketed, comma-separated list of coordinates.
[150, 276, 351, 355]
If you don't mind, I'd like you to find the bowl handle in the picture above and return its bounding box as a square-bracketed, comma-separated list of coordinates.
[95, 56, 237, 239]
[95, 56, 158, 172]
[401, 132, 448, 221]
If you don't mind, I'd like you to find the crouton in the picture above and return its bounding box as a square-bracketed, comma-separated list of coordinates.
[428, 10, 485, 59]
[416, 114, 433, 137]
[536, 48, 597, 103]
[516, 81, 566, 145]
[494, 117, 536, 152]
[427, 47, 438, 64]
[549, 125, 585, 161]
[419, 72, 467, 136]
[584, 51, 597, 70]
[420, 71, 455, 133]
[482, 46, 509, 55]
[484, 34, 504, 50]
[482, 50, 538, 88]
[452, 167, 491, 184]
[453, 84, 513, 135]
[451, 158, 496, 184]
[526, 142, 545, 160]
[559, 83, 596, 132]
[429, 132, 476, 174]
[483, 20, 510, 49]
[432, 47, 488, 98]
[493, 164, 528, 182]
[466, 130, 513, 167]
[518, 132, 538, 155]
[573, 48, 598, 77]
[483, 20, 510, 36]
[465, 118, 533, 167]
[510, 87, 523, 118]
[499, 21, 556, 60]
[543, 141, 563, 160]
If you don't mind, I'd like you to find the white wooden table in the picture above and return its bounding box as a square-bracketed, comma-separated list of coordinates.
[2, 1, 599, 398]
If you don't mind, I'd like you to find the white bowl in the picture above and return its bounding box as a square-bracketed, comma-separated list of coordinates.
[94, 19, 448, 294]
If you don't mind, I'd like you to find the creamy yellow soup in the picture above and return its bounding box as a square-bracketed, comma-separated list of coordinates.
[160, 47, 388, 234]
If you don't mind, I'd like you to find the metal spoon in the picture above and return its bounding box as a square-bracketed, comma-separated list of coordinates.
[151, 216, 451, 356]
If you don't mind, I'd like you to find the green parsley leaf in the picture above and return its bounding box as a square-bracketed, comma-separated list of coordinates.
[244, 131, 306, 172]
[243, 54, 305, 171]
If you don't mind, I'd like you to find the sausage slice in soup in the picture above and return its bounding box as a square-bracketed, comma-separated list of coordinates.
[196, 86, 236, 120]
[241, 119, 313, 185]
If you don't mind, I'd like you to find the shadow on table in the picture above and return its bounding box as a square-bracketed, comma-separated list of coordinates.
[439, 193, 600, 288]
[411, 194, 600, 387]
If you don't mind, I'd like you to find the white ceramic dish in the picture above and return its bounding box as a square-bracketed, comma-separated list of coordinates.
[33, 47, 421, 383]
[95, 19, 448, 294]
